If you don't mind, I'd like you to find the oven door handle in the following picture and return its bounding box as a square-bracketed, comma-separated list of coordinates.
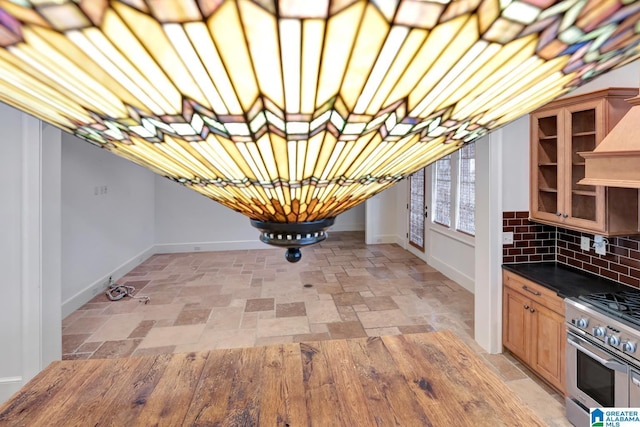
[567, 336, 627, 373]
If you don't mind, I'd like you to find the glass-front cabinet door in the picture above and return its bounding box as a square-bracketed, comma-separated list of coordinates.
[529, 88, 639, 235]
[530, 108, 563, 223]
[564, 100, 605, 231]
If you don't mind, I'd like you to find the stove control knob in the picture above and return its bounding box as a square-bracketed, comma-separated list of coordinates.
[577, 318, 589, 328]
[623, 341, 637, 353]
[592, 326, 606, 337]
[608, 335, 621, 346]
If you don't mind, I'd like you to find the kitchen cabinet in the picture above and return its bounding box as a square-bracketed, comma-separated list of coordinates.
[530, 88, 639, 235]
[502, 270, 565, 394]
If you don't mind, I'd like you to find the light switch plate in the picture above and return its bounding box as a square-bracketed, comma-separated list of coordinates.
[580, 236, 590, 251]
[503, 232, 514, 245]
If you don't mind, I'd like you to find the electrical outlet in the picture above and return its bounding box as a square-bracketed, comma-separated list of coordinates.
[101, 276, 111, 290]
[594, 235, 607, 255]
[580, 236, 590, 251]
[502, 232, 514, 245]
[194, 246, 201, 251]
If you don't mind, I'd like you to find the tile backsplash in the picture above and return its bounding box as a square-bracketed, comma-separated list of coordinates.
[557, 229, 640, 288]
[502, 212, 555, 263]
[502, 211, 640, 288]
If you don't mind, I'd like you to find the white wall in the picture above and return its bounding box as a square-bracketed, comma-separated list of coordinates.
[0, 105, 62, 402]
[395, 179, 408, 243]
[154, 176, 267, 252]
[501, 116, 530, 212]
[331, 203, 365, 232]
[154, 175, 366, 253]
[427, 224, 475, 291]
[365, 183, 401, 244]
[0, 104, 29, 400]
[61, 135, 156, 316]
[41, 124, 63, 368]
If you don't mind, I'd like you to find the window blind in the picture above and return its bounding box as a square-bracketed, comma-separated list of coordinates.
[457, 143, 475, 235]
[434, 154, 451, 227]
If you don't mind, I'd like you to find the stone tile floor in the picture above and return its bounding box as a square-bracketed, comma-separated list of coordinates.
[62, 231, 570, 426]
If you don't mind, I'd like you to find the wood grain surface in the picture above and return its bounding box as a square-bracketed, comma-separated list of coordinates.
[0, 331, 546, 426]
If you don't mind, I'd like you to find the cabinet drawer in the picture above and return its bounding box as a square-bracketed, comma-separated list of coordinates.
[503, 270, 564, 315]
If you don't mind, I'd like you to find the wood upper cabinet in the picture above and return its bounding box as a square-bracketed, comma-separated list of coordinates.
[530, 88, 639, 235]
[502, 270, 565, 394]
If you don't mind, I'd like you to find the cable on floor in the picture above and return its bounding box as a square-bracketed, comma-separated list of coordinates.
[106, 280, 150, 304]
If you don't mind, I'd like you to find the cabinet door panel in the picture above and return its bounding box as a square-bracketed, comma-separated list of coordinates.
[530, 108, 563, 224]
[563, 100, 605, 231]
[530, 303, 566, 393]
[502, 287, 530, 362]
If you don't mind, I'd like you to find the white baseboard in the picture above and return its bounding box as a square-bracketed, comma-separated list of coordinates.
[428, 255, 475, 293]
[154, 227, 367, 254]
[155, 240, 276, 253]
[330, 222, 365, 232]
[61, 245, 156, 318]
[367, 234, 400, 244]
[0, 376, 22, 385]
[0, 376, 23, 404]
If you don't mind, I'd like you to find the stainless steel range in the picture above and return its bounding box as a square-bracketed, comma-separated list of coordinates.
[565, 291, 640, 426]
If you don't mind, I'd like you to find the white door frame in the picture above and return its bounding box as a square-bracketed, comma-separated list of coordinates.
[0, 115, 62, 403]
[20, 113, 44, 385]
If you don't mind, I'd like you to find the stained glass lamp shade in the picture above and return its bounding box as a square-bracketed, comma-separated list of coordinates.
[1, 0, 639, 261]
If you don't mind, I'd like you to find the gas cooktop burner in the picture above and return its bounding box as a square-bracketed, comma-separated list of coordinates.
[609, 301, 629, 311]
[579, 290, 640, 326]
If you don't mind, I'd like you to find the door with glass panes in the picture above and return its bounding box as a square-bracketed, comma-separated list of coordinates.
[408, 168, 427, 252]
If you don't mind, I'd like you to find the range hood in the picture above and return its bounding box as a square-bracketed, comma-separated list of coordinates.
[580, 91, 640, 188]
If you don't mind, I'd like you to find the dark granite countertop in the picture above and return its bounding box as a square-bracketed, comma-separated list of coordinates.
[502, 262, 632, 298]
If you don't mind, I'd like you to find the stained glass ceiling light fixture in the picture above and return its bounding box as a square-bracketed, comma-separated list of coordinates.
[1, 1, 640, 262]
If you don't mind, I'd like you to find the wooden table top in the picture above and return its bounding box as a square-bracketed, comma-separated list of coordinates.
[0, 331, 545, 426]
